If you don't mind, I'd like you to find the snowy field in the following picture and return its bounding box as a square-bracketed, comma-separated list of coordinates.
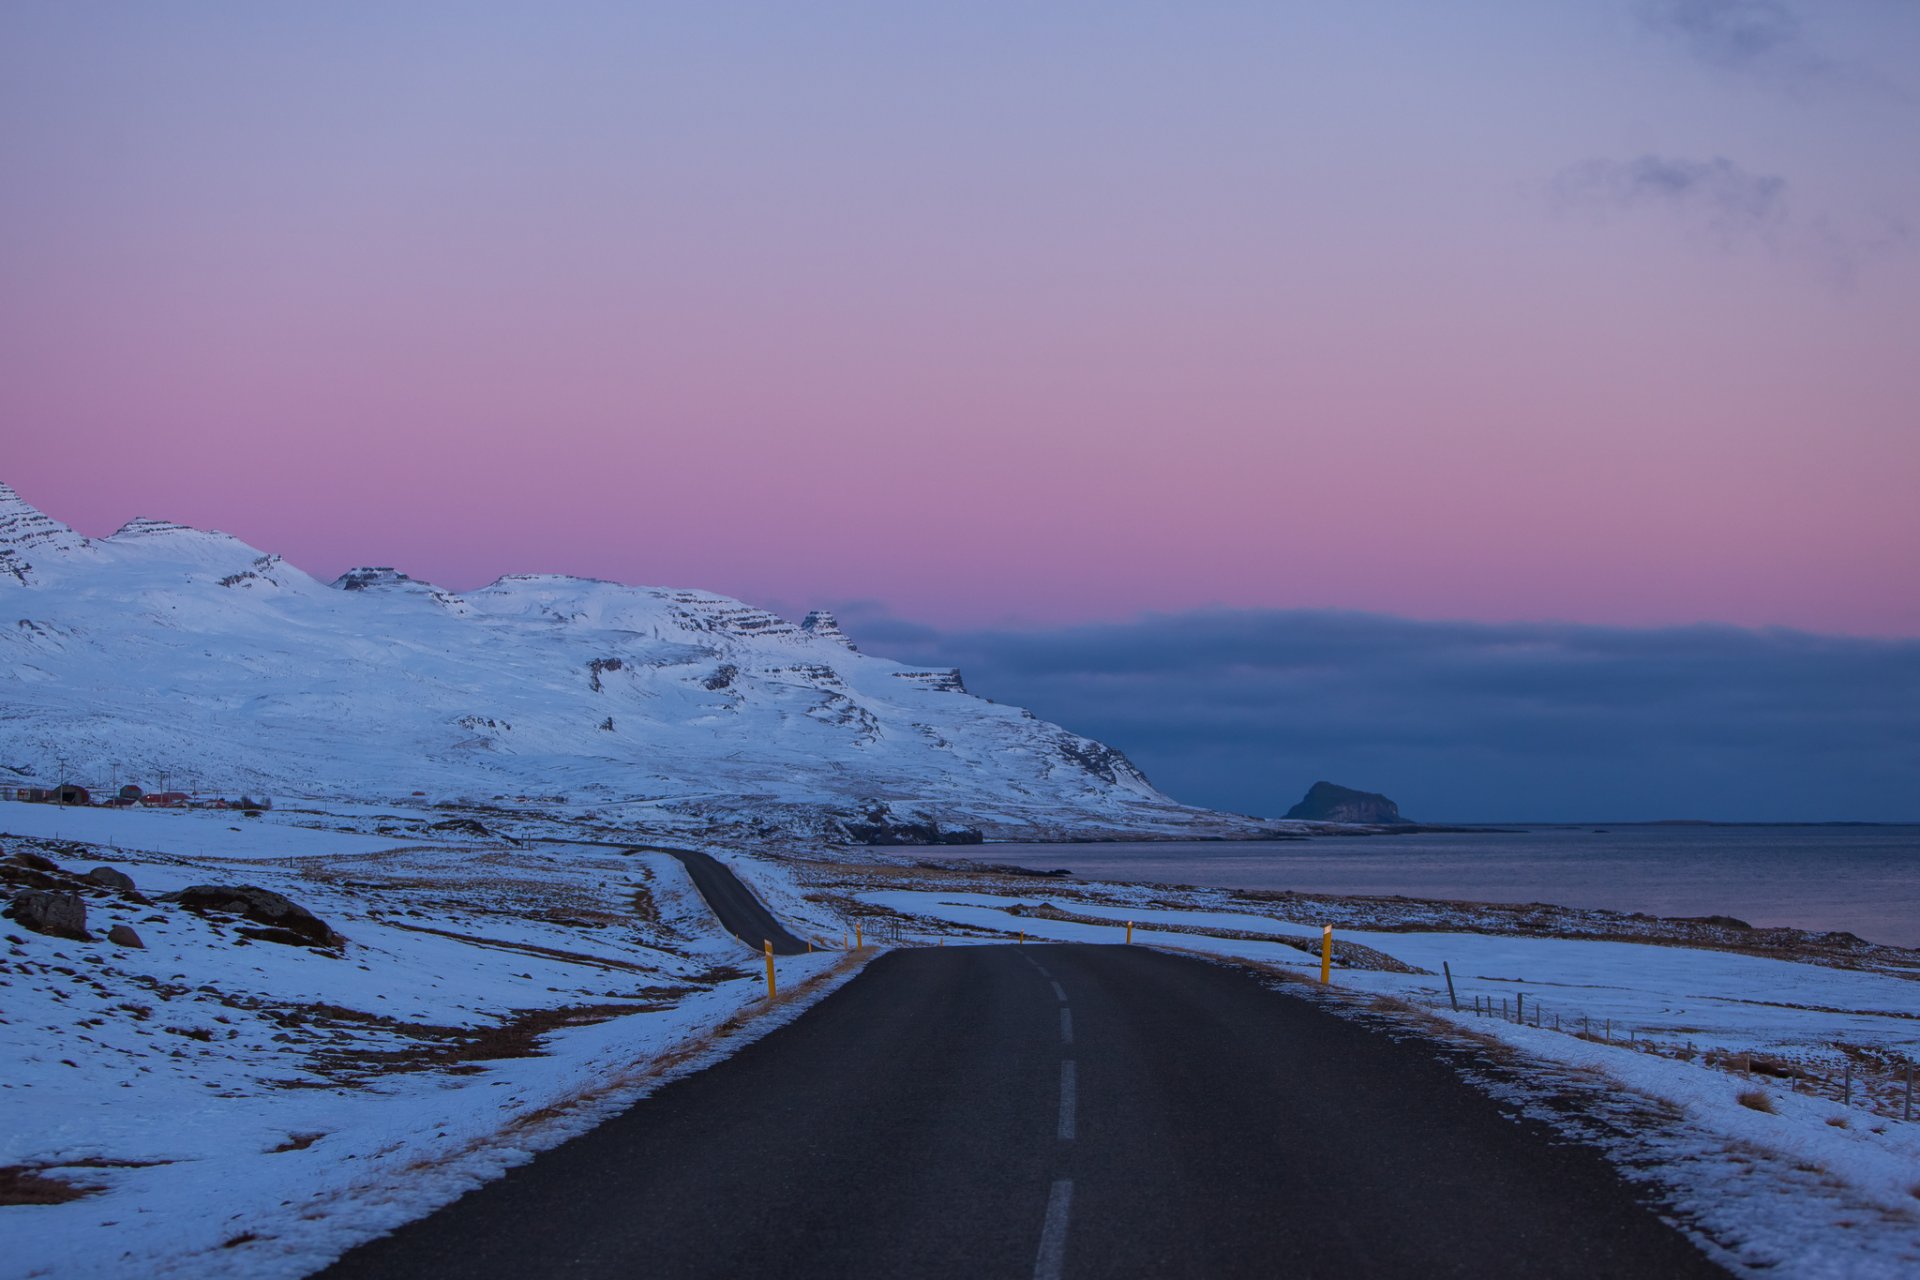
[1, 816, 865, 1278]
[0, 802, 426, 861]
[861, 886, 1920, 1277]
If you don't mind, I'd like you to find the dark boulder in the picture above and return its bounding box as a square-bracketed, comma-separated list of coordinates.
[1284, 781, 1411, 825]
[87, 866, 136, 892]
[172, 884, 343, 948]
[6, 850, 60, 873]
[6, 889, 91, 941]
[107, 924, 145, 948]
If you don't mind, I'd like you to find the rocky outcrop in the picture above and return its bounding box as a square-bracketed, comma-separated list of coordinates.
[6, 889, 90, 940]
[1284, 781, 1411, 825]
[172, 884, 344, 948]
[838, 803, 983, 846]
[87, 866, 135, 892]
[800, 609, 857, 650]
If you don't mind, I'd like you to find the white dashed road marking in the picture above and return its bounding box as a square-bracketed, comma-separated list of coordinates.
[1058, 1060, 1077, 1140]
[1033, 1179, 1074, 1280]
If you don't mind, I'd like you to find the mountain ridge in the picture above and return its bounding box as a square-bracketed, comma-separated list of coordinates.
[0, 481, 1260, 842]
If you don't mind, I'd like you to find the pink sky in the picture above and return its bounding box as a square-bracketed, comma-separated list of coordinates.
[4, 4, 1917, 634]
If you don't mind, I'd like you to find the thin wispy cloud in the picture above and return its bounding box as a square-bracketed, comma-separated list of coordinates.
[1551, 153, 1786, 245]
[1547, 152, 1903, 282]
[1633, 0, 1847, 89]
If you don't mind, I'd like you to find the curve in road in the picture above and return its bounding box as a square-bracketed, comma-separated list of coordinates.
[647, 847, 811, 956]
[319, 944, 1723, 1279]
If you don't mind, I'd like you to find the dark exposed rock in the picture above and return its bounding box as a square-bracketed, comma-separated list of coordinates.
[7, 850, 59, 873]
[428, 817, 493, 838]
[1053, 735, 1151, 787]
[891, 669, 967, 693]
[1285, 781, 1411, 825]
[703, 663, 738, 691]
[6, 889, 90, 941]
[799, 609, 857, 650]
[87, 866, 136, 892]
[839, 803, 983, 846]
[172, 884, 343, 948]
[107, 924, 144, 948]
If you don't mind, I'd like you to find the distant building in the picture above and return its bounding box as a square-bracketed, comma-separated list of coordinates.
[141, 791, 189, 808]
[112, 784, 144, 806]
[52, 783, 90, 805]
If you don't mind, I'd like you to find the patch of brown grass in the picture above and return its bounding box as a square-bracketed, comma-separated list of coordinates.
[0, 1166, 97, 1205]
[269, 1133, 326, 1153]
[1736, 1088, 1775, 1113]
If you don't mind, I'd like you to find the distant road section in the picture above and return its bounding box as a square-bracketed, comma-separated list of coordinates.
[319, 945, 1723, 1279]
[651, 847, 810, 955]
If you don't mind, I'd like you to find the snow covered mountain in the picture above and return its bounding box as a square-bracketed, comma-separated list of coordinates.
[0, 481, 1232, 839]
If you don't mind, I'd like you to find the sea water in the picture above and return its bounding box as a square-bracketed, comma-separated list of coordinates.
[943, 825, 1920, 948]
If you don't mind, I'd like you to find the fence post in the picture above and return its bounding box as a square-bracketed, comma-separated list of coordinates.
[1844, 1062, 1852, 1107]
[1443, 961, 1458, 1012]
[856, 921, 863, 949]
[1320, 925, 1332, 985]
[764, 940, 776, 1000]
[1126, 921, 1133, 945]
[1516, 993, 1525, 1025]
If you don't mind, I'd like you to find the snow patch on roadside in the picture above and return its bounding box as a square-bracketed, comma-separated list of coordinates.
[0, 819, 869, 1278]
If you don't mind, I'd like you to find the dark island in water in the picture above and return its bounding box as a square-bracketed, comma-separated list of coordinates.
[1285, 781, 1412, 825]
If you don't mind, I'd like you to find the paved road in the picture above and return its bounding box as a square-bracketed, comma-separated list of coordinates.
[319, 945, 1724, 1279]
[648, 847, 811, 955]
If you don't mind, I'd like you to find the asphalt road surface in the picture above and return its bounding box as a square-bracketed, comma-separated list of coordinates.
[319, 944, 1724, 1279]
[648, 847, 811, 955]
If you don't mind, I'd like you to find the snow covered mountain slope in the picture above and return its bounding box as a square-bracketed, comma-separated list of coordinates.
[0, 482, 1236, 838]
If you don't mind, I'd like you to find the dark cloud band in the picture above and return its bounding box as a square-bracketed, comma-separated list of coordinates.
[838, 604, 1920, 822]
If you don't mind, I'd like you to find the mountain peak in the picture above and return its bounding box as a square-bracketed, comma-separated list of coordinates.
[801, 609, 857, 650]
[110, 516, 203, 539]
[0, 480, 91, 581]
[333, 566, 429, 592]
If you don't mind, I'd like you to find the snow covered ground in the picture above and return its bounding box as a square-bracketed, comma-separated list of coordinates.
[1, 815, 868, 1278]
[0, 803, 423, 861]
[861, 886, 1920, 1276]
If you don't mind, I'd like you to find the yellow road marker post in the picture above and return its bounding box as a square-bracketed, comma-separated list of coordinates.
[1126, 921, 1134, 944]
[1018, 930, 1025, 944]
[856, 921, 863, 950]
[1320, 925, 1332, 985]
[764, 939, 776, 1000]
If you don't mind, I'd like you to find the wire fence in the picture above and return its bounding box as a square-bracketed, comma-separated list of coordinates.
[1443, 981, 1917, 1123]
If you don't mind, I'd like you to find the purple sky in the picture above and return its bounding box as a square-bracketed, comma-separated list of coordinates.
[4, 2, 1918, 634]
